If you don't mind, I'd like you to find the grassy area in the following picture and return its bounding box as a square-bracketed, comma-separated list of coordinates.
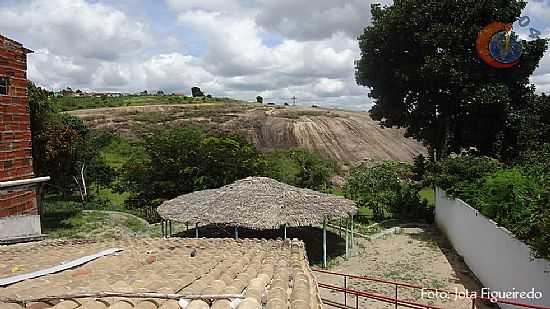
[52, 95, 242, 112]
[101, 135, 143, 169]
[42, 197, 158, 238]
[97, 188, 130, 207]
[420, 187, 435, 206]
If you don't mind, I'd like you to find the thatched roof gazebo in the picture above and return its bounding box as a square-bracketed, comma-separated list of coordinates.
[157, 177, 358, 267]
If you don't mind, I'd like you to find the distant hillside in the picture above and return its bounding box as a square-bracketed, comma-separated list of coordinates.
[68, 102, 426, 164]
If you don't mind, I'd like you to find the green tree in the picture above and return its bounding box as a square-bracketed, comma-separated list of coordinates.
[344, 161, 423, 219]
[412, 154, 427, 181]
[265, 149, 336, 190]
[29, 82, 54, 176]
[511, 93, 550, 160]
[356, 0, 547, 160]
[28, 83, 115, 202]
[191, 87, 204, 97]
[119, 127, 266, 209]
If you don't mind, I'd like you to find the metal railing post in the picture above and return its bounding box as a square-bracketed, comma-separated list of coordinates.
[344, 275, 347, 307]
[395, 284, 398, 309]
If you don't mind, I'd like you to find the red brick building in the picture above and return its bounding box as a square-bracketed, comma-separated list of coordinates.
[0, 34, 46, 242]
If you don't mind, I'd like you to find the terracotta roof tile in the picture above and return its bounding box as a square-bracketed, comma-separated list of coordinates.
[0, 238, 322, 308]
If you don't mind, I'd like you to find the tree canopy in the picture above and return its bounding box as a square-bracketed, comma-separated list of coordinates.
[119, 127, 267, 209]
[29, 82, 115, 201]
[356, 0, 547, 160]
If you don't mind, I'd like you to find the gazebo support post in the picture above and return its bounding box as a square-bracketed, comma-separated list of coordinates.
[234, 226, 239, 239]
[284, 224, 287, 240]
[350, 214, 354, 250]
[160, 220, 164, 238]
[323, 219, 327, 269]
[168, 220, 172, 237]
[195, 223, 199, 238]
[345, 218, 349, 259]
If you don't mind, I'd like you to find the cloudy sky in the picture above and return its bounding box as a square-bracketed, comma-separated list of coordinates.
[1, 0, 549, 110]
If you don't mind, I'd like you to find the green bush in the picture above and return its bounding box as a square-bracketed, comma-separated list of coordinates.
[118, 127, 267, 209]
[344, 161, 430, 221]
[430, 154, 550, 259]
[264, 149, 337, 191]
[426, 155, 504, 201]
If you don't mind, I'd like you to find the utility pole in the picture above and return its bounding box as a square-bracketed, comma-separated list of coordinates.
[291, 96, 297, 106]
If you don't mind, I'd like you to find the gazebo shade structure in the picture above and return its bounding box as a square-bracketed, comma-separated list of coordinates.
[158, 177, 358, 268]
[157, 177, 358, 229]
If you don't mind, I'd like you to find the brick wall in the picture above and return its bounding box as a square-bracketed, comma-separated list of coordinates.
[0, 34, 37, 218]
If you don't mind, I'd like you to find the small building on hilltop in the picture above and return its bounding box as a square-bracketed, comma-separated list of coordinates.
[0, 34, 48, 243]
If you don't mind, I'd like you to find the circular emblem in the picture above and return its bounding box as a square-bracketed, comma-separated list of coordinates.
[476, 22, 523, 68]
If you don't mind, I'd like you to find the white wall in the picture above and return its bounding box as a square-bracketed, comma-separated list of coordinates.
[0, 215, 42, 241]
[435, 188, 550, 309]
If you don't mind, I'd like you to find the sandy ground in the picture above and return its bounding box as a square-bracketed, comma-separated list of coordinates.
[315, 226, 493, 309]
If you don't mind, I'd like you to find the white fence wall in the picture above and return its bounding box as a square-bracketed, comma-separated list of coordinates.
[435, 188, 550, 308]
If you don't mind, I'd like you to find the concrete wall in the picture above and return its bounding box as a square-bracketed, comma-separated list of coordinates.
[435, 188, 550, 308]
[0, 214, 41, 241]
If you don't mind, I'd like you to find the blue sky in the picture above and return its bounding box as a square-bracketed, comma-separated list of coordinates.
[0, 0, 549, 111]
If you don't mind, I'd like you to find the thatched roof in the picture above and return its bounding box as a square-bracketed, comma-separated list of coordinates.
[157, 177, 358, 229]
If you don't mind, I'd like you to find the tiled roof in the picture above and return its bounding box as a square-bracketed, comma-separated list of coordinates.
[0, 238, 322, 308]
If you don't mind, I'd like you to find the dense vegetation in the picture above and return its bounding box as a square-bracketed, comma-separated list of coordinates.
[345, 161, 431, 222]
[118, 127, 267, 209]
[427, 151, 550, 259]
[356, 0, 547, 160]
[354, 0, 550, 259]
[264, 149, 337, 191]
[29, 83, 115, 203]
[29, 82, 339, 224]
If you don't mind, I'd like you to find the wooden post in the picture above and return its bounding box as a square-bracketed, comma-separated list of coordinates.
[234, 226, 239, 239]
[168, 220, 172, 237]
[323, 219, 327, 269]
[345, 218, 349, 259]
[195, 223, 199, 238]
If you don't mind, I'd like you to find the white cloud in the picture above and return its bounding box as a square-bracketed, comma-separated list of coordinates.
[2, 0, 381, 109]
[167, 0, 245, 14]
[524, 0, 550, 21]
[28, 49, 94, 90]
[0, 0, 151, 61]
[255, 0, 391, 41]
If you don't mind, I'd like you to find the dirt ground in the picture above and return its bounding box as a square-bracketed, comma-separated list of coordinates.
[314, 225, 493, 309]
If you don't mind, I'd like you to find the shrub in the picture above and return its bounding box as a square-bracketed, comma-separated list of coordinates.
[426, 155, 504, 200]
[264, 149, 337, 191]
[345, 160, 430, 221]
[430, 153, 550, 259]
[119, 127, 266, 209]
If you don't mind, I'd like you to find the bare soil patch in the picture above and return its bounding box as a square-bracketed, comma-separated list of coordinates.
[315, 225, 493, 309]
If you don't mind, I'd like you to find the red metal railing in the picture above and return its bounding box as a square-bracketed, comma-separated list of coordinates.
[313, 269, 550, 309]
